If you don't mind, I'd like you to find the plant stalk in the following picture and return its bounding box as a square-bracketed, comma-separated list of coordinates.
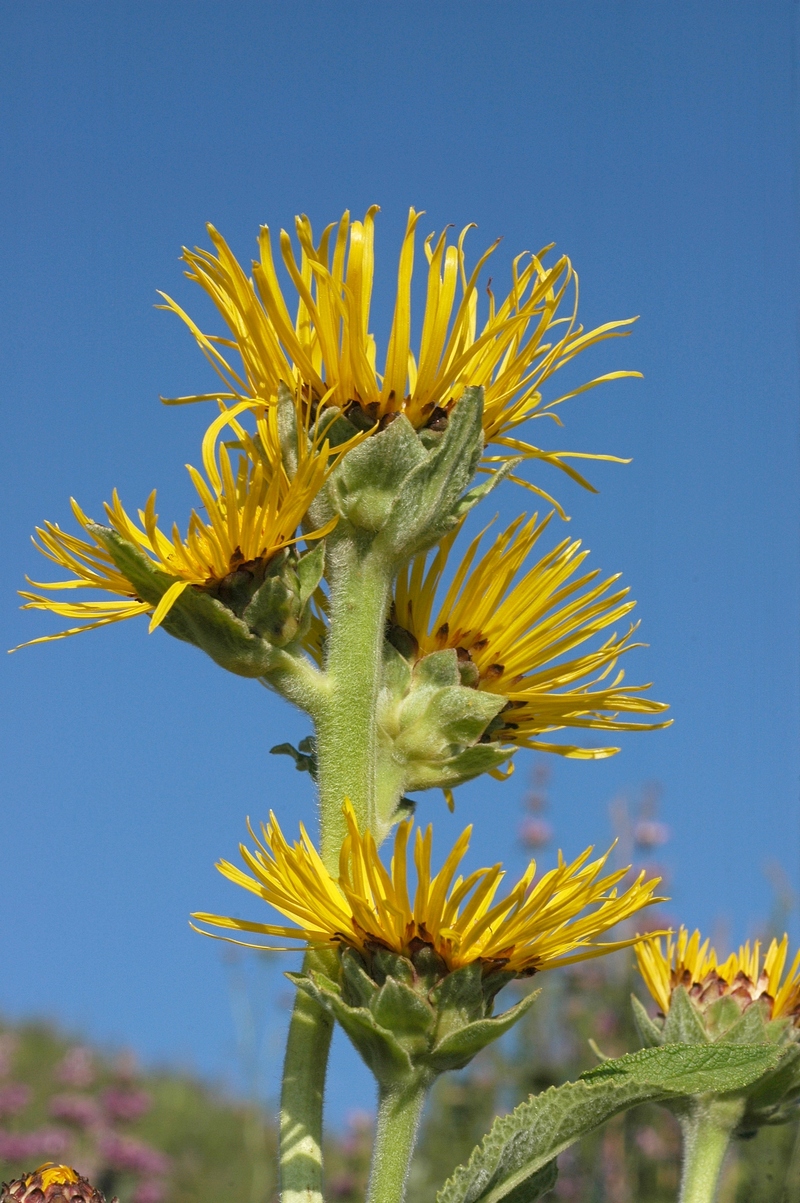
[279, 950, 335, 1203]
[278, 531, 395, 1200]
[678, 1097, 743, 1203]
[365, 1079, 430, 1203]
[314, 531, 394, 859]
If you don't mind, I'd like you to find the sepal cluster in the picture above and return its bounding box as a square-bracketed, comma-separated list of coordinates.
[96, 526, 324, 678]
[288, 945, 538, 1092]
[631, 986, 800, 1132]
[376, 645, 514, 800]
[285, 385, 512, 563]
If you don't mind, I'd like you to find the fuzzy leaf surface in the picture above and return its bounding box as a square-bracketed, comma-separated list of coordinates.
[437, 1042, 782, 1203]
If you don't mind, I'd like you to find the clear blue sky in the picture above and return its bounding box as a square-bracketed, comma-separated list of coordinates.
[1, 2, 798, 1120]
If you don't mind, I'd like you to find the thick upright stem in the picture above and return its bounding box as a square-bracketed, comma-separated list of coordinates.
[278, 533, 394, 1201]
[365, 1080, 430, 1203]
[314, 532, 393, 860]
[279, 951, 335, 1203]
[678, 1097, 743, 1203]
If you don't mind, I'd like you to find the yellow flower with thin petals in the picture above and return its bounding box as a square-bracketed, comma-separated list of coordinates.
[161, 207, 639, 511]
[25, 1168, 80, 1190]
[16, 404, 336, 646]
[193, 802, 665, 976]
[391, 512, 669, 759]
[636, 926, 800, 1023]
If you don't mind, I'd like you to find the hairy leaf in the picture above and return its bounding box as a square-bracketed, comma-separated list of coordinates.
[437, 1042, 782, 1203]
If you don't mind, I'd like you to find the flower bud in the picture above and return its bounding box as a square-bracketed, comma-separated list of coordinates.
[1, 1165, 111, 1203]
[376, 644, 513, 798]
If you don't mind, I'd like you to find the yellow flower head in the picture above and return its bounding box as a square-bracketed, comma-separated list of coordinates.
[17, 403, 336, 646]
[161, 207, 639, 510]
[25, 1168, 80, 1190]
[636, 926, 800, 1023]
[391, 512, 669, 759]
[193, 802, 665, 976]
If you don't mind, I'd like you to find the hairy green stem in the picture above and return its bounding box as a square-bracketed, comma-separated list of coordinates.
[365, 1080, 430, 1203]
[279, 951, 336, 1203]
[314, 532, 394, 859]
[678, 1098, 743, 1203]
[278, 533, 394, 1200]
[263, 648, 329, 722]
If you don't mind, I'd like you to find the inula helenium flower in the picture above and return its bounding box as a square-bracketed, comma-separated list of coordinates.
[389, 512, 669, 758]
[17, 404, 336, 646]
[636, 927, 800, 1024]
[194, 801, 664, 974]
[1, 1166, 107, 1203]
[161, 207, 639, 509]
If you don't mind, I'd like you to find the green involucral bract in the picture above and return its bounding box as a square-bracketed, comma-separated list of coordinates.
[288, 948, 539, 1094]
[282, 383, 514, 564]
[631, 986, 800, 1134]
[97, 526, 324, 678]
[376, 645, 513, 805]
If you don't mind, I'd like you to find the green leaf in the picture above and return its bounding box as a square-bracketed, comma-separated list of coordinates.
[277, 382, 300, 478]
[714, 999, 773, 1044]
[339, 948, 379, 1007]
[330, 414, 426, 531]
[96, 526, 278, 676]
[413, 649, 462, 689]
[401, 745, 516, 792]
[371, 977, 434, 1038]
[289, 971, 414, 1085]
[740, 1044, 800, 1129]
[380, 641, 414, 698]
[661, 986, 709, 1044]
[295, 542, 326, 606]
[436, 1074, 670, 1203]
[430, 964, 486, 1034]
[581, 1042, 782, 1094]
[377, 388, 485, 558]
[370, 947, 415, 987]
[497, 1161, 558, 1203]
[429, 991, 540, 1074]
[437, 1042, 783, 1203]
[630, 994, 665, 1048]
[243, 572, 299, 644]
[703, 996, 745, 1041]
[270, 737, 317, 777]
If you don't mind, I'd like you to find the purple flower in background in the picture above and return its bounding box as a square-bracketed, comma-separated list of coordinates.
[518, 818, 553, 849]
[633, 820, 670, 850]
[0, 1127, 70, 1160]
[98, 1133, 170, 1177]
[0, 1083, 31, 1117]
[131, 1182, 167, 1203]
[57, 1046, 95, 1088]
[101, 1087, 152, 1123]
[111, 1052, 139, 1082]
[49, 1092, 102, 1128]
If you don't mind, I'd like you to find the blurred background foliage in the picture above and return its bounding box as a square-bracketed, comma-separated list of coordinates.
[3, 772, 797, 1202]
